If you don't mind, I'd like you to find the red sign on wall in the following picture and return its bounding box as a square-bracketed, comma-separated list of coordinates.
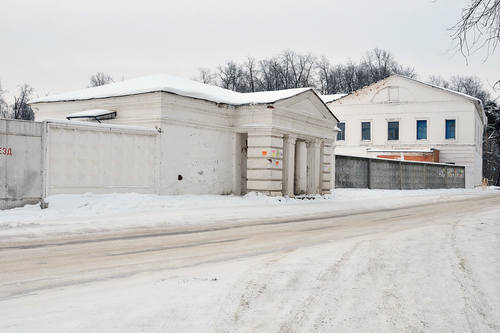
[0, 147, 13, 156]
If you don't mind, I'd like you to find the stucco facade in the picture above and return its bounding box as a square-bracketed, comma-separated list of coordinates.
[327, 75, 486, 188]
[31, 75, 338, 196]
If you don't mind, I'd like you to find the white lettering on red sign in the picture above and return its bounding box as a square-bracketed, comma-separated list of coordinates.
[0, 147, 13, 156]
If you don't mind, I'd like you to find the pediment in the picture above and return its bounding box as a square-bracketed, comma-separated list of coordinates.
[275, 91, 337, 121]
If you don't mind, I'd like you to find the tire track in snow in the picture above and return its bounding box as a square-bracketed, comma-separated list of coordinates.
[449, 214, 499, 332]
[212, 248, 299, 332]
[277, 241, 363, 332]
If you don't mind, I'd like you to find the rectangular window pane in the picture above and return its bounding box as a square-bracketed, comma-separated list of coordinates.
[337, 122, 345, 141]
[417, 120, 427, 140]
[388, 121, 399, 140]
[361, 122, 371, 141]
[446, 119, 456, 139]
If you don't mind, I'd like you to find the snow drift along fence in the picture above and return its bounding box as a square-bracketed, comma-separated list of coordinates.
[335, 155, 465, 189]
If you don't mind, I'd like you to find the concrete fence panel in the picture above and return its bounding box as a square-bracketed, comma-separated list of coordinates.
[401, 163, 426, 190]
[369, 159, 401, 189]
[445, 166, 466, 189]
[335, 155, 465, 190]
[0, 119, 43, 209]
[425, 164, 447, 189]
[334, 155, 369, 188]
[45, 121, 160, 196]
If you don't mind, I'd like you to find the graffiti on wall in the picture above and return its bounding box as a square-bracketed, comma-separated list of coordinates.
[0, 147, 13, 156]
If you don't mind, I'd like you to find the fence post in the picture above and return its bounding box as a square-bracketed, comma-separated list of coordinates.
[367, 158, 371, 189]
[424, 164, 427, 188]
[399, 160, 403, 190]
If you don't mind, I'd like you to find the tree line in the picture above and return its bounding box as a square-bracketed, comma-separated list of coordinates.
[195, 48, 417, 95]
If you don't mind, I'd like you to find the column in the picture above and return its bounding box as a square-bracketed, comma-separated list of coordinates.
[321, 139, 334, 194]
[246, 131, 284, 196]
[282, 135, 297, 197]
[306, 139, 321, 194]
[294, 141, 307, 195]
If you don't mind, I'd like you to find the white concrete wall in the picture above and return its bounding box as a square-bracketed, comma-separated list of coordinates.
[330, 76, 485, 188]
[159, 123, 234, 195]
[0, 119, 43, 209]
[32, 92, 163, 128]
[159, 93, 235, 195]
[45, 121, 159, 195]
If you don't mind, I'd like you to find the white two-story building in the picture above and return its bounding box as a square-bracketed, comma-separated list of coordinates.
[325, 75, 486, 188]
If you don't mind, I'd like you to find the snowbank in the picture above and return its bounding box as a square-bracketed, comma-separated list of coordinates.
[0, 188, 498, 241]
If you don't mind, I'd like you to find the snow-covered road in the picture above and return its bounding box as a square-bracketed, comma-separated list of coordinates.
[1, 193, 499, 332]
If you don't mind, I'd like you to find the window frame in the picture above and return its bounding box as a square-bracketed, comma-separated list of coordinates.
[361, 121, 371, 142]
[416, 119, 428, 141]
[445, 119, 456, 140]
[337, 122, 346, 141]
[387, 120, 400, 141]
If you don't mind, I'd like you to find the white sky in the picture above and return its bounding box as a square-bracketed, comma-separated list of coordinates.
[0, 0, 498, 102]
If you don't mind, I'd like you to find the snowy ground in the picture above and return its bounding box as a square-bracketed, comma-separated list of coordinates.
[0, 192, 499, 332]
[0, 188, 498, 241]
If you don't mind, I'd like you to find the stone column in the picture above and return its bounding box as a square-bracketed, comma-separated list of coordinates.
[321, 139, 334, 194]
[306, 139, 322, 194]
[294, 141, 307, 195]
[282, 135, 297, 197]
[246, 131, 283, 196]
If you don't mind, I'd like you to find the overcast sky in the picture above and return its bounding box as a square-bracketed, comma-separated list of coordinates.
[1, 0, 498, 102]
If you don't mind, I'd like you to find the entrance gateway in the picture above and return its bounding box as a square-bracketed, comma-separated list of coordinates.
[240, 131, 333, 197]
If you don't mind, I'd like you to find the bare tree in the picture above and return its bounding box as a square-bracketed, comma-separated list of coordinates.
[12, 84, 34, 120]
[196, 68, 215, 85]
[0, 81, 10, 118]
[428, 75, 451, 89]
[450, 0, 500, 61]
[428, 75, 490, 103]
[88, 72, 114, 87]
[362, 48, 417, 82]
[244, 57, 258, 92]
[217, 61, 246, 91]
[483, 100, 500, 185]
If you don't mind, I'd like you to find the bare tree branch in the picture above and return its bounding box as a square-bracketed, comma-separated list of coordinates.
[450, 0, 500, 61]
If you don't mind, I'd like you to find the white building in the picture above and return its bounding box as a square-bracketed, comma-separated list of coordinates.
[30, 74, 338, 197]
[325, 75, 486, 188]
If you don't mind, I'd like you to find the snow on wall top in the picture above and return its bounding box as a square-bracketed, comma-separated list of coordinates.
[30, 74, 312, 106]
[320, 94, 348, 104]
[66, 109, 114, 118]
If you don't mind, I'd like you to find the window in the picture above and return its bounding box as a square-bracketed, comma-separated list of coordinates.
[337, 122, 345, 141]
[361, 122, 371, 141]
[388, 87, 400, 102]
[416, 120, 427, 140]
[445, 119, 456, 139]
[388, 121, 399, 140]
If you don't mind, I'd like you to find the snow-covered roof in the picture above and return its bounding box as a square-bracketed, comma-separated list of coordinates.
[30, 74, 312, 106]
[320, 94, 348, 104]
[66, 109, 115, 118]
